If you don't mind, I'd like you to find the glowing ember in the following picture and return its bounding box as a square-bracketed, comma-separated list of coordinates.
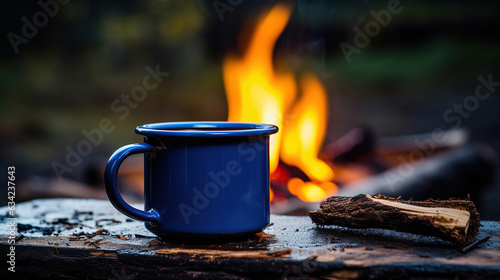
[223, 4, 337, 202]
[288, 178, 338, 202]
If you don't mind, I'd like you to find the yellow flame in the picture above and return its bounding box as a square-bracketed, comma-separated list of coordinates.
[223, 4, 296, 173]
[223, 4, 335, 202]
[281, 74, 334, 182]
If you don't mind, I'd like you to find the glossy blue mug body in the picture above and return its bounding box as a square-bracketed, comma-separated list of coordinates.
[104, 121, 278, 239]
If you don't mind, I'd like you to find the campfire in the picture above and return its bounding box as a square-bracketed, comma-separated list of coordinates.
[219, 4, 496, 216]
[222, 4, 337, 204]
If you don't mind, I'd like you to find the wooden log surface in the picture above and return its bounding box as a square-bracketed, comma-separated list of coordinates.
[1, 199, 500, 279]
[309, 194, 480, 244]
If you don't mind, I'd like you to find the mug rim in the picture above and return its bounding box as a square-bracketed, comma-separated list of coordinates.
[135, 121, 279, 137]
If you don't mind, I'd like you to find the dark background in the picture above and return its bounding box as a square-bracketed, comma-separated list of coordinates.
[1, 1, 499, 219]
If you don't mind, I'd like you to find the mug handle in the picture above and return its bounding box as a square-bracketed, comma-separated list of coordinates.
[104, 143, 161, 224]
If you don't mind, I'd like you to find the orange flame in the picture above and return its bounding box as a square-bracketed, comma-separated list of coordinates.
[288, 177, 338, 202]
[223, 4, 337, 202]
[281, 74, 334, 182]
[223, 4, 296, 173]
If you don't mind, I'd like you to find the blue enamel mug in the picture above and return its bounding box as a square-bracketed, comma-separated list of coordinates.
[104, 121, 278, 239]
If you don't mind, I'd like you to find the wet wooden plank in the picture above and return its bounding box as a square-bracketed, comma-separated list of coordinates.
[1, 199, 500, 279]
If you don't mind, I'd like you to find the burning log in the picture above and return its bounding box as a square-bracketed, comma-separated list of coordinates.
[309, 194, 480, 244]
[321, 127, 376, 164]
[337, 144, 497, 201]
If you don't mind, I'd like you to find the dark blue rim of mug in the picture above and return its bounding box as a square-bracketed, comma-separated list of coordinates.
[135, 121, 279, 137]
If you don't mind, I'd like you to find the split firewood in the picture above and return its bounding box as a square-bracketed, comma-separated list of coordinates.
[309, 194, 480, 244]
